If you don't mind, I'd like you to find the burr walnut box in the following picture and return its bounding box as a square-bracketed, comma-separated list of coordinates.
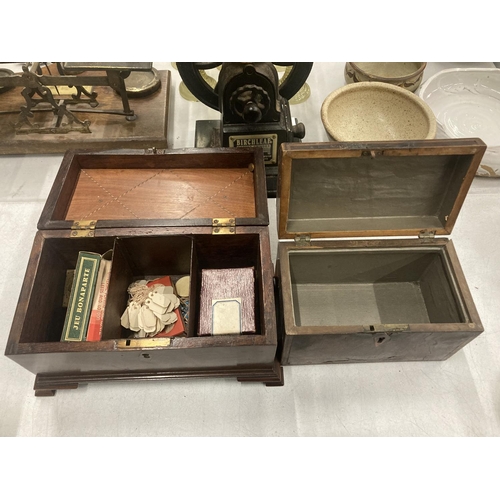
[5, 147, 280, 396]
[275, 139, 486, 366]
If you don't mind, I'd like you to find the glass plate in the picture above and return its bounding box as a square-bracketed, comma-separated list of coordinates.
[419, 68, 500, 177]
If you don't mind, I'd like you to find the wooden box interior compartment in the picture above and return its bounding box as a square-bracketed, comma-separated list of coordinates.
[6, 148, 281, 396]
[276, 139, 486, 366]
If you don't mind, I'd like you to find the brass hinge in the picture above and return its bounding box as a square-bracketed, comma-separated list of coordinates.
[70, 220, 96, 238]
[418, 230, 436, 240]
[294, 234, 311, 246]
[212, 217, 236, 235]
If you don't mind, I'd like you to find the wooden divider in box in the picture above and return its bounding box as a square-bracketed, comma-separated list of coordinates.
[275, 139, 486, 365]
[6, 148, 281, 396]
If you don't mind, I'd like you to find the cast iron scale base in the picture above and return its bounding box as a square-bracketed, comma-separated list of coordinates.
[178, 62, 312, 197]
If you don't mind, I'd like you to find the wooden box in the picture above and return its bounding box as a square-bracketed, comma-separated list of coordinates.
[276, 139, 486, 365]
[5, 147, 281, 396]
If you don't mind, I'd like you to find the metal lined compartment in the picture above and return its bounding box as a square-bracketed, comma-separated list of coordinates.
[276, 139, 486, 366]
[289, 247, 466, 328]
[286, 154, 472, 234]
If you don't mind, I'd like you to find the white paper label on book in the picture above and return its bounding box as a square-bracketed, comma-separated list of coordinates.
[212, 298, 242, 335]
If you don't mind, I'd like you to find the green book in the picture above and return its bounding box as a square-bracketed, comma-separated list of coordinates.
[61, 251, 102, 342]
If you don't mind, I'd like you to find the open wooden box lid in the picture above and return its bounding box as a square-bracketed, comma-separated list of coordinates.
[38, 147, 269, 231]
[277, 139, 486, 240]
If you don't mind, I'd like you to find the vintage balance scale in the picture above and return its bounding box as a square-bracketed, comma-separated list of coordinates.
[0, 62, 170, 153]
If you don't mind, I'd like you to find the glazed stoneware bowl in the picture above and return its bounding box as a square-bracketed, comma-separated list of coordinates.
[321, 82, 437, 142]
[418, 67, 500, 177]
[345, 62, 427, 93]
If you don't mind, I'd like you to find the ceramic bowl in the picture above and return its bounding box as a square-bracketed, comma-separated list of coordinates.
[321, 82, 436, 142]
[345, 62, 426, 93]
[418, 67, 500, 177]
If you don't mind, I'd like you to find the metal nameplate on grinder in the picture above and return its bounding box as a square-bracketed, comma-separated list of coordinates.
[229, 134, 278, 164]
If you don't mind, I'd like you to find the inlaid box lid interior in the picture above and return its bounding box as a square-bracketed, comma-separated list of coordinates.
[38, 148, 268, 230]
[278, 139, 486, 239]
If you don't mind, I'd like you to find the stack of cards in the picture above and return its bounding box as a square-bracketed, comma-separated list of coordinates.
[121, 279, 181, 338]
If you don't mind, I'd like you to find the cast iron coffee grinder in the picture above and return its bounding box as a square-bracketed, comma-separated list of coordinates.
[176, 62, 313, 196]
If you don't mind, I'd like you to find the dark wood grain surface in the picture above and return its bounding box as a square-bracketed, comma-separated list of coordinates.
[6, 222, 278, 393]
[277, 239, 483, 365]
[277, 139, 487, 239]
[38, 148, 268, 230]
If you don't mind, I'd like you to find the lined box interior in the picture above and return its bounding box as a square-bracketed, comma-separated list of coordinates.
[18, 234, 264, 343]
[286, 153, 473, 233]
[289, 248, 468, 328]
